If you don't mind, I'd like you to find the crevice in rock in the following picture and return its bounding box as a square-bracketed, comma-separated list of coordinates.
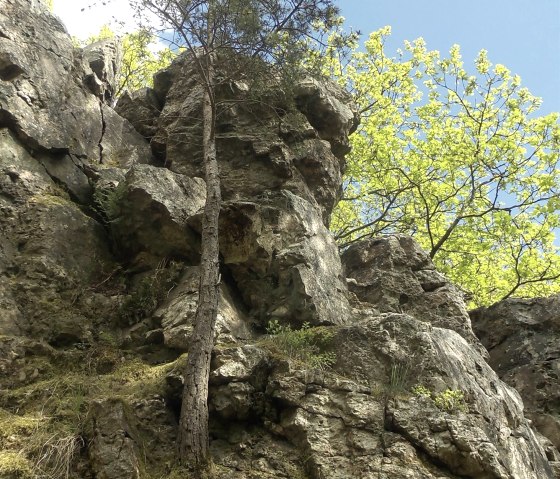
[98, 100, 106, 164]
[0, 63, 25, 81]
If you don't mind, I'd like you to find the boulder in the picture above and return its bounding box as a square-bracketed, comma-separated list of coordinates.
[295, 77, 360, 157]
[342, 235, 484, 352]
[89, 399, 141, 479]
[154, 266, 253, 350]
[144, 54, 354, 327]
[205, 312, 553, 478]
[220, 191, 350, 327]
[82, 39, 122, 104]
[106, 164, 205, 262]
[114, 87, 162, 139]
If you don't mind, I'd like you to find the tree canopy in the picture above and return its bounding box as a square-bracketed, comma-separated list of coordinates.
[331, 27, 560, 306]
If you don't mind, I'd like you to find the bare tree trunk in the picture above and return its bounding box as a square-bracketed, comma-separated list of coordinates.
[177, 51, 220, 470]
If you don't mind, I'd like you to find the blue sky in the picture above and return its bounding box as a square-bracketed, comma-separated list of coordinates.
[340, 0, 560, 115]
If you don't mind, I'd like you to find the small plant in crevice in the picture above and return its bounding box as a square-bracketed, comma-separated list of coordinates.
[118, 259, 183, 326]
[261, 320, 336, 370]
[388, 360, 411, 394]
[93, 182, 127, 225]
[412, 385, 468, 413]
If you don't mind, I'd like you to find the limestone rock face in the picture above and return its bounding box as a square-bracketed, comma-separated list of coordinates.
[294, 77, 360, 157]
[342, 235, 484, 351]
[471, 295, 560, 470]
[219, 191, 350, 326]
[0, 0, 151, 164]
[114, 88, 162, 139]
[89, 399, 141, 479]
[82, 39, 122, 104]
[204, 312, 553, 479]
[108, 164, 206, 262]
[134, 54, 355, 327]
[154, 266, 253, 351]
[0, 128, 114, 343]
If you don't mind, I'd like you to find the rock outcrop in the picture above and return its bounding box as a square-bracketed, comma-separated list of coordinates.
[471, 295, 560, 475]
[0, 1, 557, 478]
[341, 235, 486, 355]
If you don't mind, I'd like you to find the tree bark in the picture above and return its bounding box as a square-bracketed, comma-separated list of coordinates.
[177, 50, 220, 469]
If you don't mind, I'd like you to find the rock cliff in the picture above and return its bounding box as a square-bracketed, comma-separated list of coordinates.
[0, 1, 557, 478]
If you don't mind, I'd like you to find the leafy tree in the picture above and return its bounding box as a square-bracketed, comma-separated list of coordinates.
[130, 0, 350, 470]
[332, 27, 560, 306]
[81, 25, 175, 98]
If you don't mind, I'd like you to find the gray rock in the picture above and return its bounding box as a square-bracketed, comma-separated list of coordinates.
[210, 312, 553, 478]
[82, 39, 122, 104]
[295, 77, 360, 157]
[37, 152, 92, 203]
[0, 127, 114, 342]
[89, 399, 141, 479]
[471, 296, 560, 457]
[108, 164, 205, 261]
[115, 87, 162, 139]
[0, 0, 150, 166]
[341, 235, 484, 352]
[100, 104, 154, 168]
[220, 191, 350, 327]
[150, 54, 357, 222]
[154, 266, 253, 350]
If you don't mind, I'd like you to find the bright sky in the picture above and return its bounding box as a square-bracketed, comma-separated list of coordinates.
[341, 0, 560, 115]
[53, 0, 560, 115]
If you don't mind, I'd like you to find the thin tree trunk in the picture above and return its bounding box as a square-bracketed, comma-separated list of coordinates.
[177, 50, 221, 469]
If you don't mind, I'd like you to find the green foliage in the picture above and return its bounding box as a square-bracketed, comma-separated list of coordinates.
[82, 25, 175, 98]
[118, 260, 182, 326]
[388, 361, 411, 393]
[332, 27, 560, 306]
[0, 451, 34, 479]
[411, 384, 431, 398]
[262, 320, 336, 370]
[433, 389, 467, 412]
[412, 385, 468, 413]
[0, 354, 181, 478]
[93, 182, 127, 224]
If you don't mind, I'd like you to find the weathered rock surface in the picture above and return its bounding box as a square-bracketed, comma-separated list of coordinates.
[0, 0, 151, 164]
[204, 312, 553, 478]
[342, 235, 484, 352]
[143, 55, 358, 222]
[89, 399, 141, 479]
[114, 87, 162, 139]
[154, 266, 253, 350]
[106, 163, 205, 262]
[124, 53, 355, 327]
[83, 39, 122, 104]
[0, 127, 115, 343]
[471, 295, 560, 472]
[219, 191, 350, 327]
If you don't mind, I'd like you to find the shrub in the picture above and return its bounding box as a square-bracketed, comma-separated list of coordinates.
[412, 385, 468, 413]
